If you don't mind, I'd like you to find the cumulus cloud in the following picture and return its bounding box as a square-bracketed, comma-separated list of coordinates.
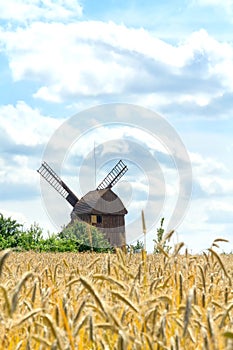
[191, 152, 227, 174]
[0, 3, 232, 251]
[198, 177, 233, 196]
[190, 152, 233, 196]
[0, 21, 233, 106]
[0, 208, 28, 225]
[0, 153, 39, 201]
[173, 197, 233, 253]
[0, 101, 63, 146]
[206, 201, 233, 223]
[0, 0, 82, 23]
[0, 101, 63, 202]
[194, 0, 233, 13]
[160, 92, 233, 120]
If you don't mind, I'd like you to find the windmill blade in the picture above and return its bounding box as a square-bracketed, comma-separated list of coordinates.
[37, 161, 78, 207]
[97, 160, 128, 190]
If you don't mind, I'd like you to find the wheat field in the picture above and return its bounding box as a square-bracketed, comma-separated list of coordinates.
[0, 247, 232, 349]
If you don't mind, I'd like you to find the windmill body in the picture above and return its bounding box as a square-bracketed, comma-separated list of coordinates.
[37, 160, 128, 247]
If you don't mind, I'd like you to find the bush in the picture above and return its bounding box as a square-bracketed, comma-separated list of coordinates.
[37, 234, 79, 252]
[0, 213, 111, 252]
[153, 218, 171, 254]
[59, 221, 111, 252]
[0, 213, 22, 248]
[127, 240, 144, 253]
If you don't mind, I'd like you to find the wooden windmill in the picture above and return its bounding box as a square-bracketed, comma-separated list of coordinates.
[37, 160, 128, 247]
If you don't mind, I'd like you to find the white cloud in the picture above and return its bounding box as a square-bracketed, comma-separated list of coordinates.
[0, 103, 231, 252]
[190, 152, 233, 196]
[0, 0, 82, 23]
[173, 198, 233, 253]
[0, 199, 59, 234]
[198, 177, 233, 195]
[0, 209, 28, 225]
[0, 10, 232, 252]
[191, 152, 227, 173]
[1, 21, 233, 103]
[0, 101, 64, 205]
[0, 101, 63, 146]
[0, 155, 34, 184]
[194, 0, 233, 13]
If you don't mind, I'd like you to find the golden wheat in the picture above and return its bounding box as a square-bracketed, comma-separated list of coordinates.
[0, 249, 232, 349]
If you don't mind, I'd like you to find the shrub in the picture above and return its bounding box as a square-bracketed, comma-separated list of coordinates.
[153, 218, 171, 254]
[59, 220, 111, 252]
[0, 213, 22, 247]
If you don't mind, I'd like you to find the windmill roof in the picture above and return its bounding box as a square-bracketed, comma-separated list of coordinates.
[72, 188, 127, 215]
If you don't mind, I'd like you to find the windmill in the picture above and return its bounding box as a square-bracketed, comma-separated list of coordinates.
[37, 160, 128, 247]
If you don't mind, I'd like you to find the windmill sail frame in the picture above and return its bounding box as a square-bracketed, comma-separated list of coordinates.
[37, 161, 78, 207]
[97, 160, 128, 190]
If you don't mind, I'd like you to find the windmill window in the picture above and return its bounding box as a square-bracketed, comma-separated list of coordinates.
[91, 215, 97, 224]
[97, 215, 102, 224]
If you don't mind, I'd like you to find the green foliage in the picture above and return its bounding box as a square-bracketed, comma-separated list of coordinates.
[59, 221, 111, 252]
[128, 240, 144, 253]
[0, 213, 22, 248]
[0, 213, 111, 252]
[37, 234, 79, 252]
[153, 218, 171, 254]
[17, 223, 43, 251]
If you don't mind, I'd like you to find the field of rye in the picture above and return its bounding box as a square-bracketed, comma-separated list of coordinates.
[0, 246, 232, 349]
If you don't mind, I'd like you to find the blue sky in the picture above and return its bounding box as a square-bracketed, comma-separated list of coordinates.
[0, 0, 233, 252]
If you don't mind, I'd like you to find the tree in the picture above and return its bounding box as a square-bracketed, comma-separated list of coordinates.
[0, 213, 22, 248]
[0, 213, 111, 252]
[153, 218, 171, 254]
[17, 223, 43, 251]
[59, 221, 111, 252]
[128, 240, 144, 253]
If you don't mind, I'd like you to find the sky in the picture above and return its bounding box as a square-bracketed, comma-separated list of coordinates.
[0, 0, 233, 253]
